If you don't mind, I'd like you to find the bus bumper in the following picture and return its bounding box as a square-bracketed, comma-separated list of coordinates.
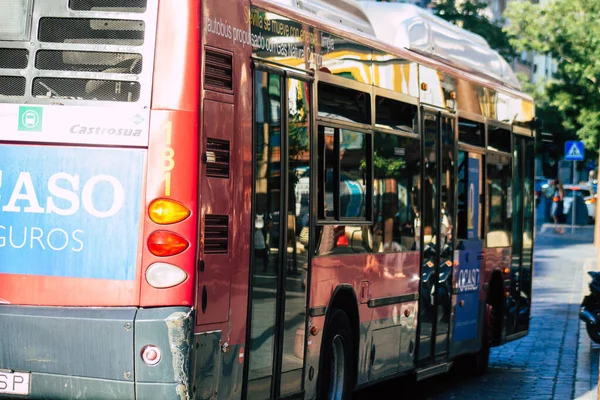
[0, 305, 193, 400]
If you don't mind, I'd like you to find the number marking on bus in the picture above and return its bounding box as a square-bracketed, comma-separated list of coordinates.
[163, 121, 175, 196]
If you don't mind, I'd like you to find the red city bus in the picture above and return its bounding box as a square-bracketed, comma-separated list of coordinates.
[0, 0, 535, 399]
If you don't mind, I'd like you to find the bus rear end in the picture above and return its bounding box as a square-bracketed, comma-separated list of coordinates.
[0, 1, 199, 398]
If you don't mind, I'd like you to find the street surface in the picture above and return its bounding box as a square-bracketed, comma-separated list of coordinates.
[355, 224, 599, 399]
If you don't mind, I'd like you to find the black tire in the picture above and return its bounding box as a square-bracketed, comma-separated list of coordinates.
[586, 323, 600, 344]
[318, 308, 355, 400]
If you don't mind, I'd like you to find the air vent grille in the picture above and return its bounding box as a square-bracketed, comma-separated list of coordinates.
[38, 18, 145, 46]
[36, 51, 142, 74]
[206, 138, 230, 178]
[0, 1, 156, 104]
[0, 49, 28, 69]
[204, 49, 233, 92]
[204, 214, 229, 254]
[0, 76, 26, 97]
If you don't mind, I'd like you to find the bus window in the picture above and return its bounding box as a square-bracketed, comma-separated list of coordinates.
[318, 126, 337, 219]
[317, 83, 370, 124]
[457, 151, 483, 240]
[340, 129, 368, 219]
[486, 153, 512, 247]
[488, 125, 511, 153]
[375, 96, 418, 133]
[318, 126, 372, 221]
[458, 118, 484, 147]
[371, 132, 420, 252]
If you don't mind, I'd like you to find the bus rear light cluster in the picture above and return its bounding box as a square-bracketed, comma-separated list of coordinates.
[149, 199, 191, 225]
[146, 262, 187, 288]
[141, 345, 162, 365]
[147, 231, 189, 257]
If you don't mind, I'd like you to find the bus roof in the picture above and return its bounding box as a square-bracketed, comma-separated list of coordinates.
[357, 2, 520, 90]
[262, 0, 376, 36]
[258, 0, 522, 92]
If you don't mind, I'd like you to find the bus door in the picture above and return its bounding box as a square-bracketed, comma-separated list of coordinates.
[507, 134, 534, 337]
[246, 67, 312, 399]
[451, 150, 484, 356]
[418, 110, 456, 362]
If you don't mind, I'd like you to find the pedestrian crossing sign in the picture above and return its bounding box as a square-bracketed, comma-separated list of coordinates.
[565, 140, 584, 161]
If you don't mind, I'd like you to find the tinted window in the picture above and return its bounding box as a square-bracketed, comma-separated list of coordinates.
[375, 96, 418, 133]
[457, 152, 483, 240]
[371, 132, 420, 252]
[340, 130, 368, 219]
[318, 126, 372, 221]
[488, 125, 511, 153]
[487, 153, 512, 247]
[318, 83, 370, 124]
[459, 118, 484, 147]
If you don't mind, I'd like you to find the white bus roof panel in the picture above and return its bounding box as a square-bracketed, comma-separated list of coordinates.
[262, 0, 376, 36]
[357, 2, 521, 89]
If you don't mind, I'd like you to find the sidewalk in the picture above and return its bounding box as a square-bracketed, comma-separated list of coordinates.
[539, 223, 599, 400]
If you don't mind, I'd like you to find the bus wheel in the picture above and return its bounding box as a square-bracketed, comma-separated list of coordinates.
[319, 308, 354, 400]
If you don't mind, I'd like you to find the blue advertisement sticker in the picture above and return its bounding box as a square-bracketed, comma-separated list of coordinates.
[0, 145, 144, 280]
[453, 240, 483, 342]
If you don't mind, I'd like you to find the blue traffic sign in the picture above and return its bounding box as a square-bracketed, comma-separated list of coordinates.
[565, 140, 585, 161]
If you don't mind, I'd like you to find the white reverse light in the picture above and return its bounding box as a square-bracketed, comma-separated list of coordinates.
[145, 262, 187, 289]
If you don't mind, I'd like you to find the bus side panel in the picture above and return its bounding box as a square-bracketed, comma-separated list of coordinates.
[190, 0, 253, 398]
[308, 252, 419, 390]
[196, 100, 233, 325]
[152, 0, 200, 113]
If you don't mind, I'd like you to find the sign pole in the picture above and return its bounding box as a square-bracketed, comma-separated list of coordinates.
[565, 140, 584, 234]
[572, 160, 577, 234]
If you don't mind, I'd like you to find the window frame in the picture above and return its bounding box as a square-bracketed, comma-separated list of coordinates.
[371, 128, 421, 253]
[317, 122, 373, 224]
[485, 150, 513, 248]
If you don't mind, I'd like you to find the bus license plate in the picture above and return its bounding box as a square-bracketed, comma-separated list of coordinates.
[0, 371, 30, 395]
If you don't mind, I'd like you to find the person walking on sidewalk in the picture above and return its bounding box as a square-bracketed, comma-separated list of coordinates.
[553, 178, 566, 234]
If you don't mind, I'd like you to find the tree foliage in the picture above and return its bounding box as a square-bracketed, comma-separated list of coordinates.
[504, 0, 600, 152]
[433, 0, 517, 62]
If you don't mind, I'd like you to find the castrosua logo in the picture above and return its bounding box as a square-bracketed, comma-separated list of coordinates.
[18, 106, 43, 132]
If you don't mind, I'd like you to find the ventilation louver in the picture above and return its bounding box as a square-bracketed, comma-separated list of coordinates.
[204, 215, 229, 254]
[205, 138, 230, 178]
[204, 49, 233, 92]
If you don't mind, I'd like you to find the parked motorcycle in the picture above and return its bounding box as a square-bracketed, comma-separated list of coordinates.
[579, 271, 600, 343]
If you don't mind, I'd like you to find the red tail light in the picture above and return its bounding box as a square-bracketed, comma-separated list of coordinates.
[553, 196, 559, 202]
[336, 234, 348, 247]
[147, 231, 189, 257]
[586, 197, 596, 204]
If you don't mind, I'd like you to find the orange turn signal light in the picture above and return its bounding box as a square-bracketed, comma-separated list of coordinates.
[503, 267, 510, 275]
[147, 231, 189, 257]
[149, 199, 190, 225]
